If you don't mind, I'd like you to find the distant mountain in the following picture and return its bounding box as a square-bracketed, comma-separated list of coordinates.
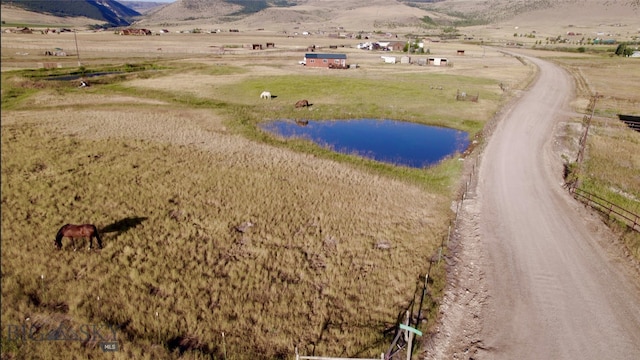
[143, 0, 428, 28]
[2, 0, 140, 26]
[144, 0, 296, 21]
[405, 0, 640, 26]
[2, 0, 638, 30]
[143, 0, 629, 29]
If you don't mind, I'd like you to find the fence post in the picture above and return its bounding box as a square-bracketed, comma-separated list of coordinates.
[416, 272, 429, 328]
[222, 332, 227, 360]
[404, 311, 410, 342]
[406, 331, 414, 360]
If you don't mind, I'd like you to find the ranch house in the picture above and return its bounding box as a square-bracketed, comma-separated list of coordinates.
[386, 41, 406, 51]
[304, 53, 347, 68]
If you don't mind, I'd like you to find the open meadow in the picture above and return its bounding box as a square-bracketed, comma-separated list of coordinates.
[2, 25, 638, 359]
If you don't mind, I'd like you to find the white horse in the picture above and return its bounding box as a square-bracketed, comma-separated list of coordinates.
[260, 91, 272, 99]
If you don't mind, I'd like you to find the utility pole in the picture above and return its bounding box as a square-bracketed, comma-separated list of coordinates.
[573, 92, 599, 190]
[74, 29, 82, 67]
[576, 92, 598, 165]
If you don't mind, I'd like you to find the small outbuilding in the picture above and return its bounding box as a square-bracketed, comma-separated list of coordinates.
[428, 57, 448, 66]
[381, 56, 396, 64]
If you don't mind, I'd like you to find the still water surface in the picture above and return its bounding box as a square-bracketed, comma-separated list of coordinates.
[44, 72, 123, 81]
[261, 119, 469, 168]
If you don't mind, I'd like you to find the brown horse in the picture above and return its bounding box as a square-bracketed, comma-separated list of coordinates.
[295, 99, 309, 108]
[55, 224, 103, 250]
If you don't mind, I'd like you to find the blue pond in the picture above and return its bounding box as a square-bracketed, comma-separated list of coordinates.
[261, 119, 469, 168]
[44, 71, 123, 81]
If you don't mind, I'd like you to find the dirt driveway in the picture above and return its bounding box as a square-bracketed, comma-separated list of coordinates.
[425, 54, 640, 359]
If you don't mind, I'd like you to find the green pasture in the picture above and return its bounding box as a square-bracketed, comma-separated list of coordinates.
[216, 72, 501, 134]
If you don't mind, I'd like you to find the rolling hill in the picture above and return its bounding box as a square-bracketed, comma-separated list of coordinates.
[1, 0, 638, 33]
[137, 0, 640, 33]
[120, 1, 172, 14]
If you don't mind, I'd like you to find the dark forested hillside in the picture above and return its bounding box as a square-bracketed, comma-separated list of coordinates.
[2, 0, 140, 26]
[225, 0, 295, 15]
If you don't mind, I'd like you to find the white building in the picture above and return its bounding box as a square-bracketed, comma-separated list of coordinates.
[381, 56, 396, 64]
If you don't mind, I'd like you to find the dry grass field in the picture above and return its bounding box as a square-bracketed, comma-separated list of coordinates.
[1, 29, 533, 359]
[2, 1, 639, 358]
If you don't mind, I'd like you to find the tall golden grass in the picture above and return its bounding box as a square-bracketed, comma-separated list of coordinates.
[2, 37, 530, 358]
[1, 114, 448, 358]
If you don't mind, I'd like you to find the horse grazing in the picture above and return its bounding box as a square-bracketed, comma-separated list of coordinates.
[260, 91, 272, 99]
[295, 99, 309, 108]
[55, 224, 103, 250]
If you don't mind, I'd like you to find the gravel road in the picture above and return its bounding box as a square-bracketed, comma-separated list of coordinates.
[424, 54, 640, 360]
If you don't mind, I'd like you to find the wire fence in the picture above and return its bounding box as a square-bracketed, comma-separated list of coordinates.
[3, 43, 230, 54]
[295, 348, 385, 360]
[570, 93, 639, 232]
[571, 187, 640, 232]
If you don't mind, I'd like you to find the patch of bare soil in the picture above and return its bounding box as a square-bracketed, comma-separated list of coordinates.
[423, 194, 488, 360]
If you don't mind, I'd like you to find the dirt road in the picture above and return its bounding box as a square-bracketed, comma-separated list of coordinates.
[425, 55, 640, 359]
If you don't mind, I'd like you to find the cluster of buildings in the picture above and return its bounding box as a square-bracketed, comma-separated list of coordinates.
[356, 38, 440, 52]
[3, 27, 73, 34]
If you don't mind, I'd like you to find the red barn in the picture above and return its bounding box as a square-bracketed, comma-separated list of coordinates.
[304, 53, 347, 69]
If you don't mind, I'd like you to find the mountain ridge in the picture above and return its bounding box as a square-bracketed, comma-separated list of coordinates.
[1, 0, 639, 32]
